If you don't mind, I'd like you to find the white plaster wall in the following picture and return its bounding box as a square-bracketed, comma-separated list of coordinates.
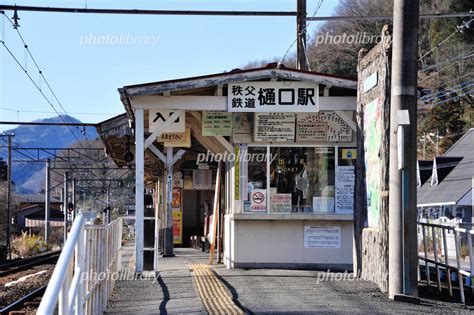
[229, 219, 353, 267]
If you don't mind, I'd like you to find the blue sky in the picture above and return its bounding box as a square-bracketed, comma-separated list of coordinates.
[0, 0, 338, 129]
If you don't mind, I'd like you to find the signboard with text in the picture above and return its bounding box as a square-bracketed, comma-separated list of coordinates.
[296, 112, 352, 142]
[270, 194, 292, 213]
[202, 111, 233, 136]
[250, 189, 267, 212]
[148, 109, 185, 133]
[232, 113, 253, 143]
[335, 166, 355, 214]
[228, 81, 319, 112]
[304, 226, 341, 248]
[254, 113, 295, 142]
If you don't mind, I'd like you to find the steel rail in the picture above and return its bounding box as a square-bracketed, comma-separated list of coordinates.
[0, 284, 47, 314]
[0, 251, 60, 277]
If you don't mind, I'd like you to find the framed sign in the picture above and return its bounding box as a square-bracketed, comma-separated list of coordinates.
[250, 189, 267, 212]
[304, 226, 341, 248]
[192, 169, 212, 190]
[296, 112, 352, 142]
[202, 111, 233, 136]
[335, 166, 355, 214]
[270, 193, 292, 213]
[254, 113, 295, 142]
[164, 128, 191, 148]
[232, 113, 253, 143]
[228, 81, 319, 112]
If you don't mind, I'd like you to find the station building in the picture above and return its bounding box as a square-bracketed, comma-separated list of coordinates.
[97, 63, 358, 272]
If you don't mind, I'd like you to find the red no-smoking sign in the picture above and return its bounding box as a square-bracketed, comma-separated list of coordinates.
[252, 191, 265, 204]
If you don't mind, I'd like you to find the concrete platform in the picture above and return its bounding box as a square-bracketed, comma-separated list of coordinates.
[106, 244, 473, 314]
[105, 245, 208, 314]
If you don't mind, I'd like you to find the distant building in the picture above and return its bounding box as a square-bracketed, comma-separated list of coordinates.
[417, 129, 474, 225]
[15, 194, 63, 231]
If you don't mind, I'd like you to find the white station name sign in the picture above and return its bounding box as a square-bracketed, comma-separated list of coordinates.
[228, 81, 319, 112]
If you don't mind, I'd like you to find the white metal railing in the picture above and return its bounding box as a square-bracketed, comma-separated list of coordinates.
[37, 214, 123, 315]
[418, 220, 474, 304]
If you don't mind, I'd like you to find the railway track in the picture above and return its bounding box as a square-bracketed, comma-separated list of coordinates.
[0, 251, 60, 277]
[0, 285, 47, 315]
[0, 253, 59, 314]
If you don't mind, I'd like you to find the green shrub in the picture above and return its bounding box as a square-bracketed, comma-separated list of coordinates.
[11, 232, 52, 258]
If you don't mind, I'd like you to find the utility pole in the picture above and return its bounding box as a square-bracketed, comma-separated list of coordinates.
[3, 133, 13, 259]
[436, 130, 439, 156]
[422, 133, 426, 159]
[72, 178, 76, 220]
[388, 0, 419, 299]
[63, 172, 68, 242]
[45, 159, 51, 243]
[296, 0, 307, 71]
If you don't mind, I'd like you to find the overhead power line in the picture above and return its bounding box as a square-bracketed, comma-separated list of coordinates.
[0, 5, 472, 20]
[0, 41, 86, 146]
[0, 121, 96, 127]
[418, 88, 473, 110]
[0, 107, 115, 116]
[1, 12, 92, 146]
[418, 79, 474, 103]
[418, 18, 474, 62]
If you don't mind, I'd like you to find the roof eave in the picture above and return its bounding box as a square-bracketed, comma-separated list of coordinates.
[121, 68, 357, 97]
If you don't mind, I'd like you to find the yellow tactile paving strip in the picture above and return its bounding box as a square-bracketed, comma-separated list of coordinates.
[189, 263, 245, 314]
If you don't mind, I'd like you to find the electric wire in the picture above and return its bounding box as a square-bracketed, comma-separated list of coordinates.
[418, 79, 474, 104]
[418, 88, 473, 110]
[1, 12, 91, 147]
[278, 0, 324, 69]
[418, 18, 473, 62]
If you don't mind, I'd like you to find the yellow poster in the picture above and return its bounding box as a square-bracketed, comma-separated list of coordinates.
[172, 211, 182, 245]
[342, 148, 357, 159]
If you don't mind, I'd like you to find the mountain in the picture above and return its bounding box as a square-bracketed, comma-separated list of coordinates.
[1, 115, 98, 193]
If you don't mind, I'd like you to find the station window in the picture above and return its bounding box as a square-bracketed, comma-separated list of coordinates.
[243, 145, 351, 214]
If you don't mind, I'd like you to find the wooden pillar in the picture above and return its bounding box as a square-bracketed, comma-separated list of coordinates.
[134, 108, 145, 273]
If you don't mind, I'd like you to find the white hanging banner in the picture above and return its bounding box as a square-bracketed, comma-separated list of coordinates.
[228, 81, 319, 112]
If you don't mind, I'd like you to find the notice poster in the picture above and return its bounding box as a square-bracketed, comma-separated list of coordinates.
[363, 97, 383, 227]
[250, 189, 267, 212]
[172, 211, 182, 244]
[335, 166, 355, 214]
[192, 169, 213, 190]
[202, 111, 233, 136]
[313, 197, 335, 213]
[270, 193, 292, 213]
[232, 113, 253, 143]
[172, 187, 183, 244]
[296, 112, 352, 142]
[172, 188, 181, 208]
[254, 113, 295, 142]
[304, 226, 341, 249]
